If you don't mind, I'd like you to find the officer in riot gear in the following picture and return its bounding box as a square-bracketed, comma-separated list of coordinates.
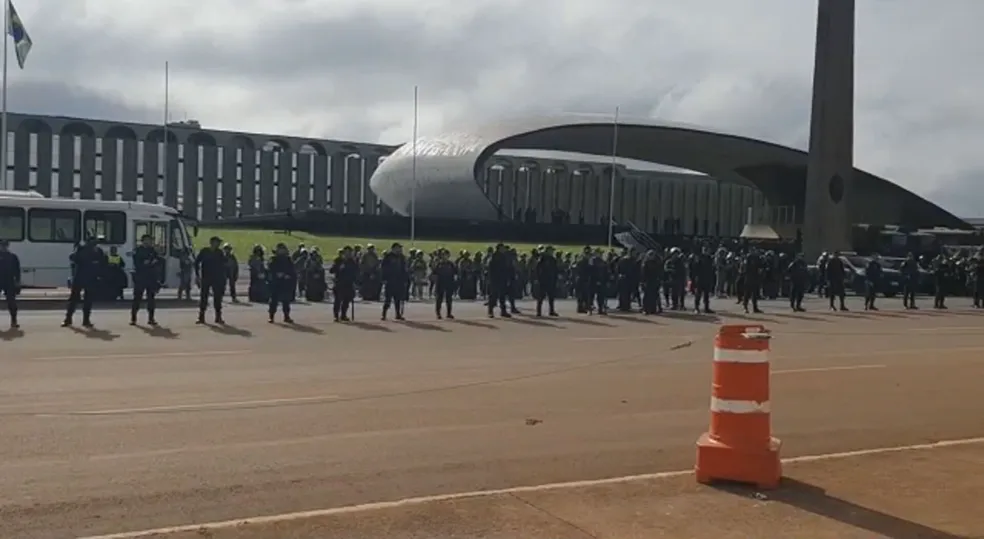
[534, 245, 560, 317]
[863, 254, 883, 311]
[433, 249, 457, 319]
[130, 234, 163, 326]
[330, 246, 358, 322]
[0, 239, 21, 328]
[195, 236, 228, 324]
[381, 242, 409, 321]
[64, 235, 107, 328]
[900, 252, 921, 309]
[787, 253, 809, 312]
[267, 242, 296, 323]
[825, 251, 848, 311]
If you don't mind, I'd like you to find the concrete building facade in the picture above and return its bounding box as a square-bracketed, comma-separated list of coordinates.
[0, 112, 770, 236]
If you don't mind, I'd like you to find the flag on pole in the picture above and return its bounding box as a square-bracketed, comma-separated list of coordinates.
[7, 0, 31, 69]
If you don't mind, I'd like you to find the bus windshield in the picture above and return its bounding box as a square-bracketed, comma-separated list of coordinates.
[168, 215, 194, 255]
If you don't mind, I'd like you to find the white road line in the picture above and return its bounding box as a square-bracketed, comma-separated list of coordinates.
[773, 364, 887, 375]
[30, 350, 250, 361]
[46, 395, 341, 416]
[76, 436, 984, 539]
[911, 326, 982, 332]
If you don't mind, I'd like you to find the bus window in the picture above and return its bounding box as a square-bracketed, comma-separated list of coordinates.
[134, 221, 168, 251]
[28, 208, 81, 243]
[0, 206, 25, 241]
[84, 210, 127, 244]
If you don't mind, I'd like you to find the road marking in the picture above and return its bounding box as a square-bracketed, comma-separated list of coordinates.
[773, 364, 886, 375]
[911, 326, 982, 332]
[30, 350, 249, 361]
[76, 436, 984, 539]
[45, 395, 341, 416]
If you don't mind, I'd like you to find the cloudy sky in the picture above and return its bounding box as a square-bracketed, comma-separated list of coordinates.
[7, 0, 984, 216]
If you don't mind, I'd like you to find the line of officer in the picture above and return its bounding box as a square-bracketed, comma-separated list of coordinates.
[0, 239, 21, 328]
[63, 235, 107, 327]
[195, 236, 228, 325]
[130, 234, 163, 326]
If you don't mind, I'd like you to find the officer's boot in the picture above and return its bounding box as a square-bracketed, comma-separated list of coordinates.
[283, 304, 293, 324]
[130, 305, 139, 325]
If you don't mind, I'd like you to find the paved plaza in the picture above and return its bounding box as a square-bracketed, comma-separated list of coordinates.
[1, 297, 981, 538]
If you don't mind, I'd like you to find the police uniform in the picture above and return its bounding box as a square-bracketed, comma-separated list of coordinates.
[195, 237, 229, 324]
[64, 237, 108, 327]
[130, 240, 163, 325]
[0, 239, 21, 328]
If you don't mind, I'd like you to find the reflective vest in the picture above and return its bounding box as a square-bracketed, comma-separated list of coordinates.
[108, 255, 122, 266]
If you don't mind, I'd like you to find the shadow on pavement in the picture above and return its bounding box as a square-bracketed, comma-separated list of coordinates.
[451, 319, 499, 330]
[501, 315, 562, 329]
[68, 326, 120, 341]
[399, 320, 450, 332]
[137, 325, 180, 339]
[277, 322, 324, 335]
[0, 328, 24, 341]
[561, 316, 614, 327]
[206, 324, 253, 338]
[345, 321, 392, 332]
[661, 311, 719, 324]
[608, 313, 661, 324]
[769, 478, 970, 539]
[769, 311, 831, 323]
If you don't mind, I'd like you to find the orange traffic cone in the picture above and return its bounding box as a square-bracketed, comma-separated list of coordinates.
[695, 324, 781, 489]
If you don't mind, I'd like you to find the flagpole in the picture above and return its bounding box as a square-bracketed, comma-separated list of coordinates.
[1, 0, 9, 191]
[162, 61, 169, 206]
[606, 106, 620, 248]
[410, 85, 418, 247]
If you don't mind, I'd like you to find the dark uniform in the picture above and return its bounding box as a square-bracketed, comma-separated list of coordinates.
[900, 254, 921, 309]
[195, 238, 228, 324]
[130, 241, 163, 325]
[741, 250, 763, 314]
[574, 251, 593, 313]
[381, 245, 409, 321]
[330, 250, 358, 322]
[433, 255, 457, 319]
[267, 248, 296, 323]
[825, 253, 848, 311]
[787, 256, 809, 311]
[590, 254, 609, 315]
[64, 239, 107, 327]
[974, 255, 984, 308]
[0, 240, 20, 328]
[932, 255, 949, 309]
[487, 245, 512, 318]
[863, 257, 883, 311]
[690, 249, 716, 314]
[534, 249, 560, 317]
[641, 251, 663, 315]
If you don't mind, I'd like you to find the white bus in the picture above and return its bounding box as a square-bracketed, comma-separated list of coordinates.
[0, 190, 196, 289]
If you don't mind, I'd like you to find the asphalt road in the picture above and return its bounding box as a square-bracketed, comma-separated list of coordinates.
[1, 296, 982, 538]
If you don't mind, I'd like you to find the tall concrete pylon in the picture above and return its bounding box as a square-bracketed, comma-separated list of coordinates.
[803, 0, 855, 259]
